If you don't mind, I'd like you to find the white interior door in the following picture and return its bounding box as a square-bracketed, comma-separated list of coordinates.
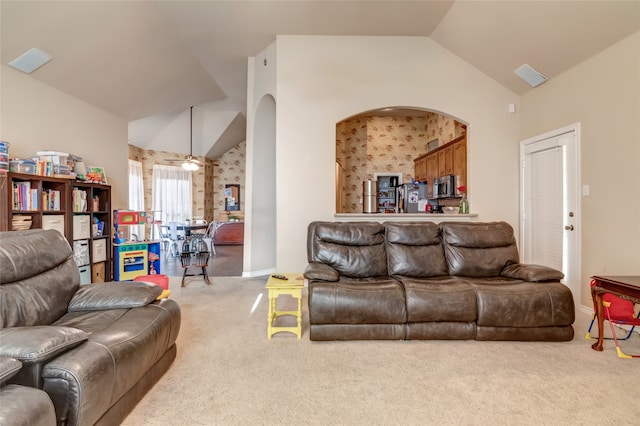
[520, 124, 580, 305]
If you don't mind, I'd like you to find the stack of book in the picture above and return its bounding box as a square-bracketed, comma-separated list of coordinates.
[11, 215, 32, 231]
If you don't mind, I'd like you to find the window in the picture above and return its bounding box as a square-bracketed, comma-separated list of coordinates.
[152, 164, 193, 226]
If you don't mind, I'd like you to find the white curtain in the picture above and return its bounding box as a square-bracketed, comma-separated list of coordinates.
[128, 160, 144, 239]
[152, 164, 193, 226]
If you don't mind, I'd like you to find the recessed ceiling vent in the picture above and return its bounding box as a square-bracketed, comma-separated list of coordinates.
[514, 64, 547, 87]
[9, 48, 53, 74]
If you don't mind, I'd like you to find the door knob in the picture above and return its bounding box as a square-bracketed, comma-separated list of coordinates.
[564, 225, 574, 231]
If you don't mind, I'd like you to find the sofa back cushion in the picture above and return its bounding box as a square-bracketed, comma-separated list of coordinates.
[384, 222, 448, 277]
[307, 221, 387, 278]
[440, 221, 519, 277]
[0, 229, 80, 327]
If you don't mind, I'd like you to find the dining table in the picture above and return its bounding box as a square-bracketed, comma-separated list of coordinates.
[176, 223, 208, 237]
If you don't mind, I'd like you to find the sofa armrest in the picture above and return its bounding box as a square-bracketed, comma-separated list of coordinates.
[0, 326, 88, 364]
[304, 262, 340, 282]
[0, 357, 22, 385]
[68, 281, 162, 312]
[501, 263, 564, 282]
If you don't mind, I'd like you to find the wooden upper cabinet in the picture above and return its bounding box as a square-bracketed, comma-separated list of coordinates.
[413, 155, 427, 182]
[443, 145, 454, 175]
[426, 154, 438, 198]
[453, 138, 467, 192]
[412, 134, 467, 199]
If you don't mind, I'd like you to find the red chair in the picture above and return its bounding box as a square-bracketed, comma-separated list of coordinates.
[585, 279, 640, 358]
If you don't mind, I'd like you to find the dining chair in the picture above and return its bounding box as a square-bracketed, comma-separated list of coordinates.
[200, 221, 219, 255]
[180, 237, 211, 287]
[165, 221, 184, 259]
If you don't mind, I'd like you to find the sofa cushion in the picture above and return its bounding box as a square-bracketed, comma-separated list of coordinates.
[0, 326, 88, 363]
[307, 222, 387, 277]
[469, 280, 575, 327]
[440, 221, 520, 277]
[384, 222, 448, 277]
[398, 276, 477, 322]
[309, 277, 406, 324]
[68, 281, 163, 312]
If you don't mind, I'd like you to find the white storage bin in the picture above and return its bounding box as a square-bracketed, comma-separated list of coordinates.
[73, 215, 91, 240]
[92, 239, 107, 263]
[73, 240, 90, 266]
[42, 215, 65, 235]
[78, 265, 91, 285]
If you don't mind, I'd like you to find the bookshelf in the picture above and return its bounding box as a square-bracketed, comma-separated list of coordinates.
[1, 172, 70, 237]
[0, 173, 112, 283]
[70, 181, 112, 282]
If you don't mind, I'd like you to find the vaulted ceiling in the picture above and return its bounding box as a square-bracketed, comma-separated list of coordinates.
[2, 1, 638, 158]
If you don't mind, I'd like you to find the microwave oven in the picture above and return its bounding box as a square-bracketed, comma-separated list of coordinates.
[433, 175, 456, 199]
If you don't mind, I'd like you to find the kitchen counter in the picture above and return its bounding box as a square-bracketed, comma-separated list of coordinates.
[214, 221, 244, 245]
[334, 213, 477, 222]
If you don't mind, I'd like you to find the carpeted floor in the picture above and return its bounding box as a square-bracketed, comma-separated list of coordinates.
[121, 276, 640, 426]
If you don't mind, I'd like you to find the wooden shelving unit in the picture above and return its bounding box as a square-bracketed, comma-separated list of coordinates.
[1, 172, 70, 237]
[70, 181, 112, 282]
[0, 173, 112, 283]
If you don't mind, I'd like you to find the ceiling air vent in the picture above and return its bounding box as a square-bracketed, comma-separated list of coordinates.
[514, 64, 547, 87]
[9, 48, 53, 74]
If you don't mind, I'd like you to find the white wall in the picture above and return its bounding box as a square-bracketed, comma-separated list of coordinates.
[275, 36, 521, 271]
[0, 65, 129, 209]
[520, 31, 640, 309]
[244, 42, 278, 276]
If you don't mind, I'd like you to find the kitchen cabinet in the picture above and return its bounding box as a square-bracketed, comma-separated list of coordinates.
[438, 145, 454, 176]
[453, 138, 467, 194]
[426, 154, 438, 199]
[412, 134, 467, 200]
[214, 221, 244, 245]
[413, 155, 427, 182]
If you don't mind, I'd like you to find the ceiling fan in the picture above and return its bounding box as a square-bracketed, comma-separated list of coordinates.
[165, 106, 202, 170]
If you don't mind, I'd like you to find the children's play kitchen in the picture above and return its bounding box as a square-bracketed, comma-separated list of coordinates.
[113, 210, 161, 281]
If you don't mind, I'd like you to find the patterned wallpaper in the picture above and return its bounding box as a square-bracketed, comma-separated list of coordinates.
[128, 142, 246, 226]
[213, 142, 246, 221]
[336, 113, 466, 213]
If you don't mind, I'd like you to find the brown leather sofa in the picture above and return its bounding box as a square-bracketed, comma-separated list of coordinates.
[304, 221, 575, 341]
[0, 229, 181, 425]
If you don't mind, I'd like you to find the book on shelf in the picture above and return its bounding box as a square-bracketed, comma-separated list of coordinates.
[12, 181, 38, 211]
[42, 189, 61, 211]
[72, 188, 88, 212]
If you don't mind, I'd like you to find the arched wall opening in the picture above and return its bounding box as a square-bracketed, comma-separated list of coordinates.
[246, 94, 277, 273]
[336, 106, 468, 213]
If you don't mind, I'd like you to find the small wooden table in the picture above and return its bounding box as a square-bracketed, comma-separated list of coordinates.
[266, 273, 305, 339]
[590, 275, 640, 352]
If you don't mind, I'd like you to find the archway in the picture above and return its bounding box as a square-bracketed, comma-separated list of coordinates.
[336, 107, 467, 213]
[245, 94, 277, 273]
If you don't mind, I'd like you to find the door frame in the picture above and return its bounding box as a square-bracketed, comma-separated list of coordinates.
[519, 123, 581, 307]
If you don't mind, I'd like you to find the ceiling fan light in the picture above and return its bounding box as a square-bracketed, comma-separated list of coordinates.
[182, 161, 199, 171]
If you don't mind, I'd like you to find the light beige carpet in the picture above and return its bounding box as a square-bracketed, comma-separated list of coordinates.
[121, 276, 640, 426]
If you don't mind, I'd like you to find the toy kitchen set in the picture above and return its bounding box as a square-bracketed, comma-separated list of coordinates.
[113, 210, 161, 281]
